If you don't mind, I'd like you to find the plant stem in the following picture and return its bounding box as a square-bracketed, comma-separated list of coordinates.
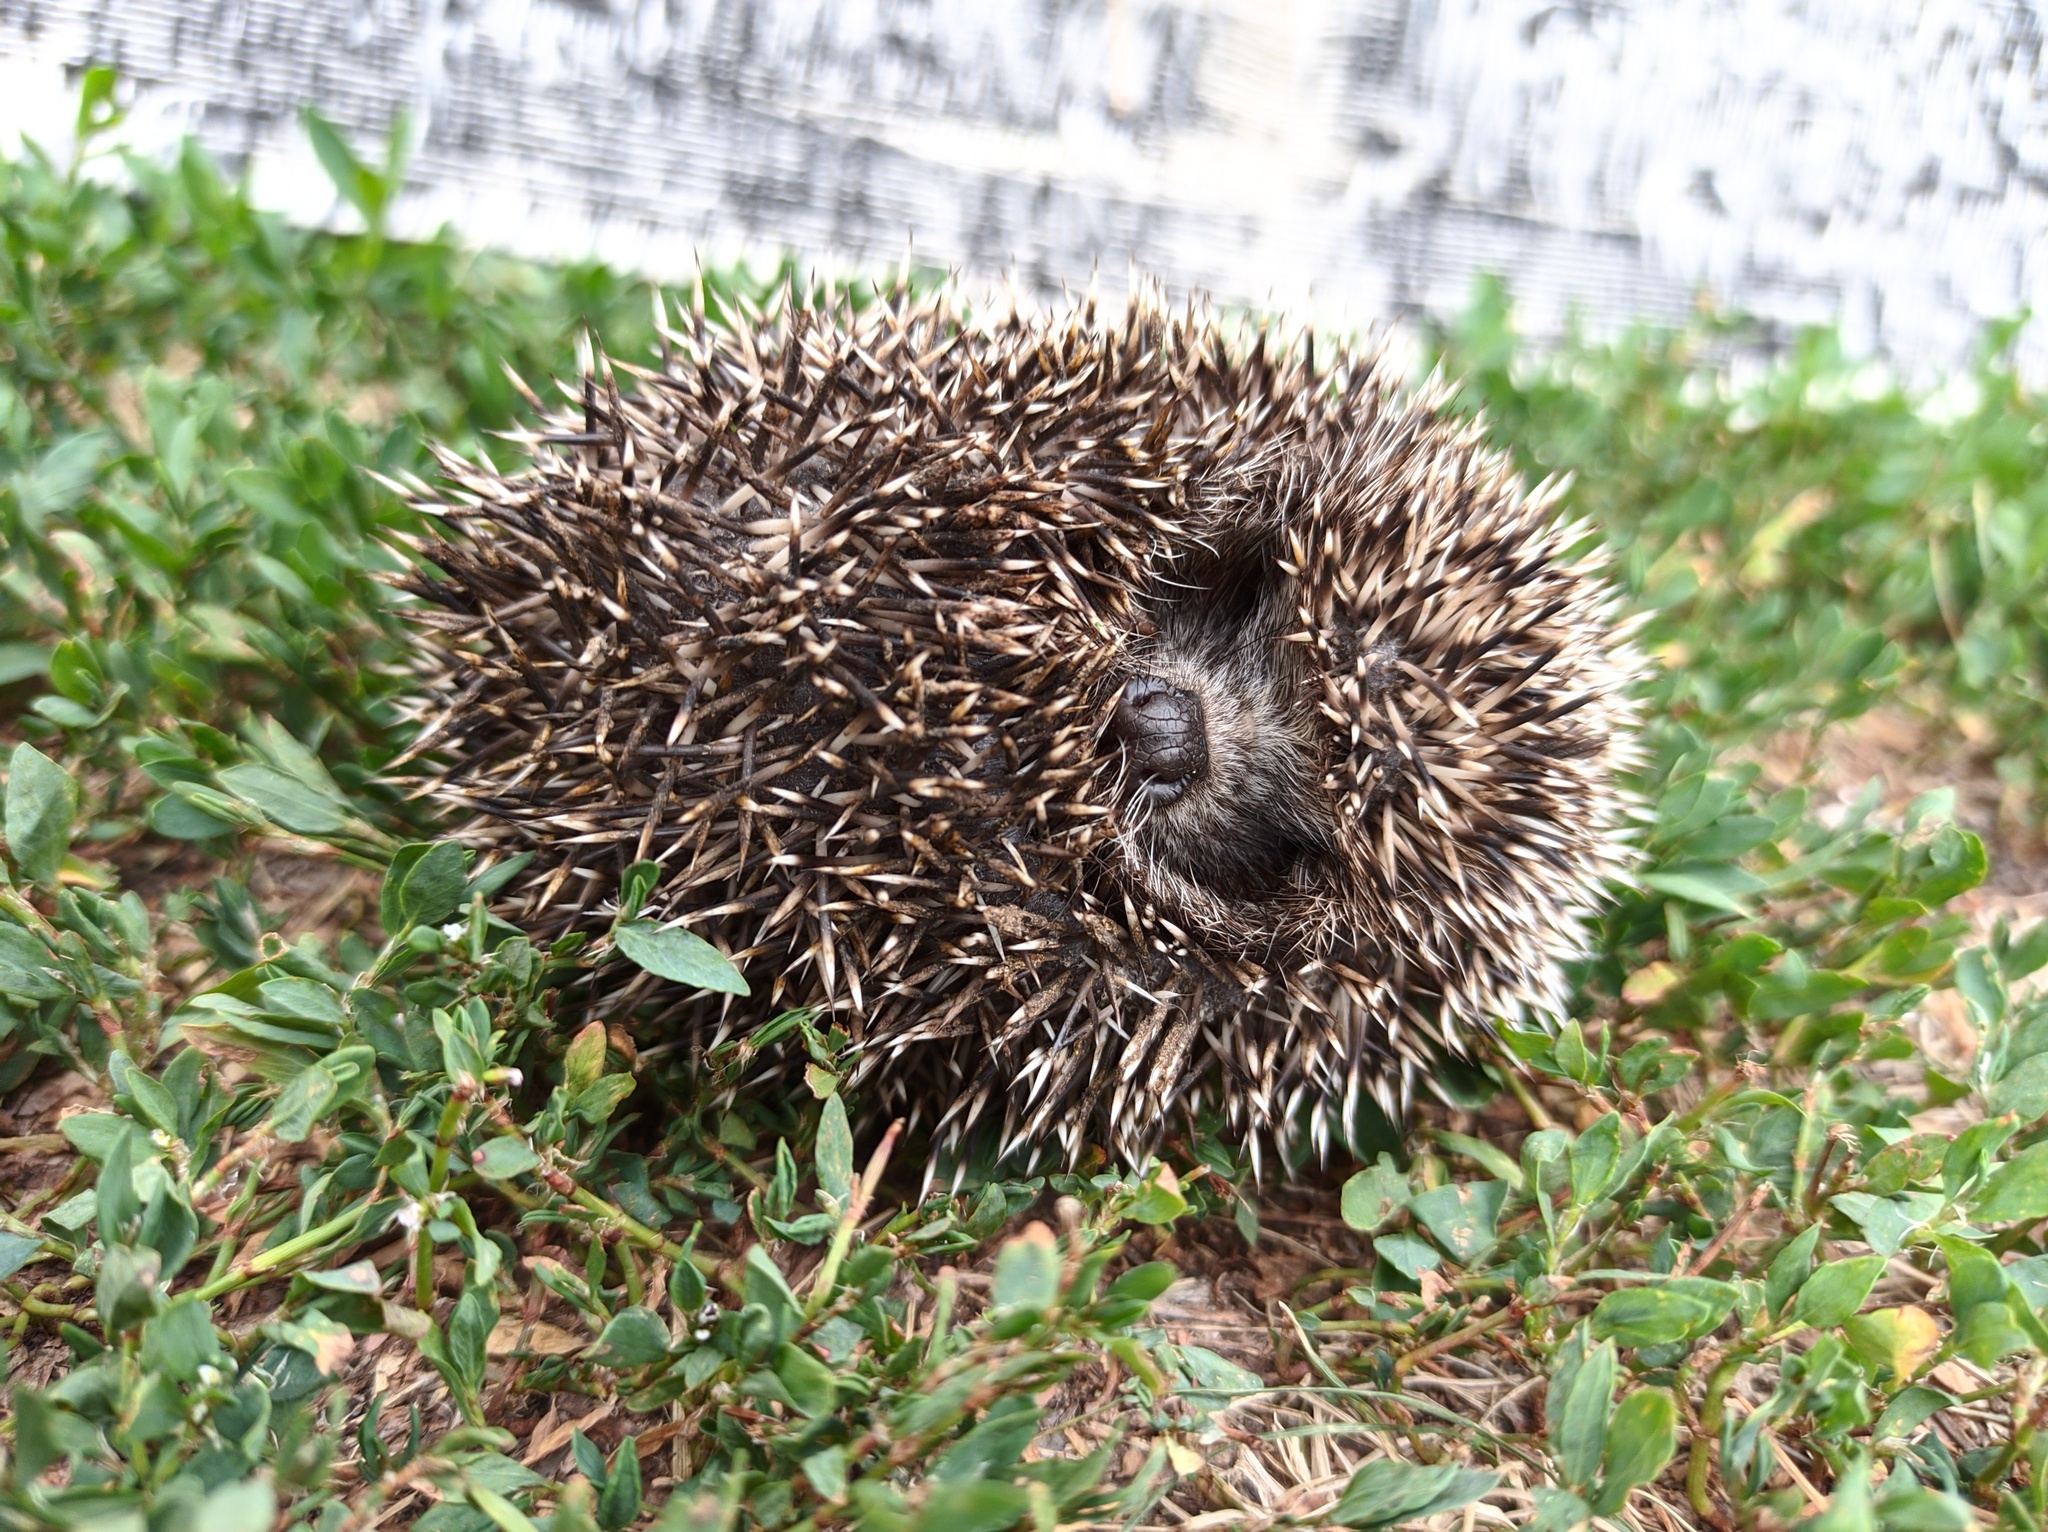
[805, 1118, 901, 1320]
[1689, 1351, 1745, 1526]
[195, 1206, 366, 1299]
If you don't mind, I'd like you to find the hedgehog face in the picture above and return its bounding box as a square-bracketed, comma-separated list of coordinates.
[1108, 551, 1330, 938]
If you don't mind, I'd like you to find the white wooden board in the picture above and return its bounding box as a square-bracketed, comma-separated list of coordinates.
[1, 1, 2043, 376]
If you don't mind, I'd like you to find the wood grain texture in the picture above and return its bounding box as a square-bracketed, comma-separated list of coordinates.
[1, 0, 2043, 374]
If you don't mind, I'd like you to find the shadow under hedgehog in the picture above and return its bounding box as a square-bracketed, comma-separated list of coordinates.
[395, 281, 1640, 1176]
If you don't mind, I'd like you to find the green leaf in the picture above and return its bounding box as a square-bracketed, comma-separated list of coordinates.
[912, 1480, 1030, 1532]
[568, 1432, 607, 1495]
[1589, 1277, 1738, 1348]
[1372, 1233, 1441, 1282]
[464, 1452, 548, 1494]
[120, 1067, 180, 1136]
[1764, 1224, 1822, 1318]
[96, 1126, 141, 1241]
[449, 1283, 499, 1403]
[593, 1305, 672, 1367]
[1789, 1255, 1886, 1330]
[802, 1445, 849, 1503]
[1569, 1113, 1624, 1206]
[270, 1057, 341, 1142]
[141, 1295, 222, 1381]
[303, 108, 389, 227]
[301, 1260, 384, 1295]
[1340, 1154, 1409, 1232]
[139, 1184, 198, 1279]
[1872, 1385, 1954, 1441]
[1593, 1388, 1679, 1515]
[475, 1137, 539, 1180]
[1548, 1332, 1616, 1491]
[164, 782, 260, 835]
[1830, 1190, 1941, 1258]
[60, 1110, 140, 1164]
[258, 976, 347, 1028]
[5, 743, 77, 885]
[815, 1091, 854, 1209]
[1469, 1127, 1542, 1177]
[379, 843, 432, 932]
[1988, 1053, 2048, 1122]
[2000, 921, 2048, 981]
[1955, 948, 2004, 1024]
[202, 1478, 279, 1532]
[1872, 1486, 1973, 1532]
[1551, 1021, 1597, 1084]
[1843, 1305, 1942, 1379]
[14, 432, 109, 532]
[773, 1341, 839, 1417]
[397, 841, 471, 927]
[1525, 1487, 1592, 1532]
[597, 1439, 642, 1531]
[1124, 1164, 1188, 1225]
[1328, 1459, 1499, 1529]
[468, 852, 533, 902]
[10, 1388, 63, 1482]
[933, 1396, 1040, 1481]
[611, 919, 749, 994]
[563, 1020, 608, 1096]
[992, 1226, 1061, 1313]
[619, 860, 660, 919]
[268, 1310, 357, 1375]
[1953, 1298, 2032, 1366]
[1911, 826, 1988, 905]
[217, 763, 347, 835]
[1107, 1261, 1177, 1303]
[1748, 967, 1866, 1021]
[1939, 1235, 2011, 1312]
[1406, 1179, 1507, 1264]
[466, 1485, 539, 1532]
[0, 1230, 42, 1281]
[0, 643, 50, 685]
[568, 1075, 636, 1126]
[1177, 1343, 1262, 1400]
[74, 60, 120, 135]
[670, 1256, 708, 1313]
[1801, 1454, 1874, 1532]
[96, 1242, 162, 1333]
[743, 1245, 802, 1339]
[0, 924, 64, 999]
[1972, 1142, 2048, 1223]
[1640, 863, 1765, 914]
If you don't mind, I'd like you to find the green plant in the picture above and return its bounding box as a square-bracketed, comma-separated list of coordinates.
[9, 83, 2048, 1532]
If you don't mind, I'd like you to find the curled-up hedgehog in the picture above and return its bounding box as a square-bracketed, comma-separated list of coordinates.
[394, 281, 1639, 1173]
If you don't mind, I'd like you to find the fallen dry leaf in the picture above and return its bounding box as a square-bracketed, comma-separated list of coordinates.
[488, 1318, 586, 1357]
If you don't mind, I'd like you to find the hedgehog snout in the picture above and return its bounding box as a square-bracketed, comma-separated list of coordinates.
[1112, 676, 1209, 803]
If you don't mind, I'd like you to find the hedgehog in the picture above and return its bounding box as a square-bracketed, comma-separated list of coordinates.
[392, 280, 1639, 1174]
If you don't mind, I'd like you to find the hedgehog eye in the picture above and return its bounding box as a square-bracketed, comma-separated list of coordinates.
[1111, 675, 1208, 803]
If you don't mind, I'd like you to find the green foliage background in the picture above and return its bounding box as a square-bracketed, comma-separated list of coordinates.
[7, 78, 2048, 1532]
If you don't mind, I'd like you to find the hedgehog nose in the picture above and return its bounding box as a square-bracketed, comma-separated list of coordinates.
[1113, 676, 1208, 801]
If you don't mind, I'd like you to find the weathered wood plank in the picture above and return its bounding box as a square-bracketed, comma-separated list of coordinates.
[0, 0, 2042, 375]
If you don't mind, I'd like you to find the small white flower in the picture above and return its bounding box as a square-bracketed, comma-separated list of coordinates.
[693, 1328, 711, 1343]
[395, 1200, 424, 1231]
[502, 1068, 524, 1088]
[440, 922, 467, 941]
[197, 1364, 223, 1388]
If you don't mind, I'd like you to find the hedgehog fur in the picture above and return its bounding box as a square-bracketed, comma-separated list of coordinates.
[394, 280, 1640, 1174]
